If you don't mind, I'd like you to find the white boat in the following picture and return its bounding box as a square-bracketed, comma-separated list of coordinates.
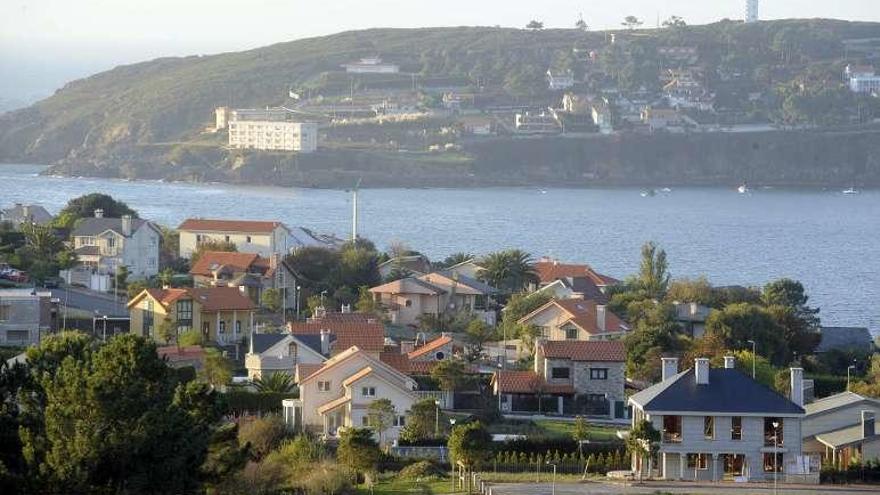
[640, 189, 656, 197]
[737, 183, 750, 194]
[660, 187, 673, 193]
[843, 187, 859, 195]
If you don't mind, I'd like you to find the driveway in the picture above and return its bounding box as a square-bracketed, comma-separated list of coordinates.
[490, 480, 880, 495]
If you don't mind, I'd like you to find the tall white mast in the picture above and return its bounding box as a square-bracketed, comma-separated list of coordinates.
[351, 178, 362, 241]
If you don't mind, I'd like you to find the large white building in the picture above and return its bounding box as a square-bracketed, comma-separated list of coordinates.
[217, 107, 318, 153]
[745, 0, 759, 23]
[342, 57, 399, 74]
[845, 65, 880, 95]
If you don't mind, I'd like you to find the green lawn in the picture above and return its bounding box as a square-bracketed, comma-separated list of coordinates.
[359, 477, 462, 495]
[487, 418, 623, 442]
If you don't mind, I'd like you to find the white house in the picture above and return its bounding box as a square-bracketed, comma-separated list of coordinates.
[282, 346, 418, 443]
[342, 57, 400, 74]
[177, 219, 291, 259]
[244, 332, 327, 380]
[71, 210, 161, 279]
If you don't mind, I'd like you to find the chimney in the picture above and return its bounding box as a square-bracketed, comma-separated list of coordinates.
[862, 411, 876, 439]
[790, 367, 804, 407]
[121, 214, 132, 236]
[661, 357, 679, 382]
[341, 304, 351, 314]
[22, 205, 30, 220]
[724, 355, 736, 369]
[94, 208, 104, 218]
[596, 305, 607, 332]
[320, 329, 331, 356]
[695, 358, 710, 385]
[238, 285, 247, 295]
[690, 302, 698, 316]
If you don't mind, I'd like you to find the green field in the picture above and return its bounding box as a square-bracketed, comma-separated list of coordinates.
[487, 418, 622, 442]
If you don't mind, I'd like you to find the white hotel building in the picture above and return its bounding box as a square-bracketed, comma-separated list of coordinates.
[216, 107, 318, 153]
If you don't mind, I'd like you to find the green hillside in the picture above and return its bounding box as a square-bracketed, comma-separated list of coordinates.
[1, 19, 880, 186]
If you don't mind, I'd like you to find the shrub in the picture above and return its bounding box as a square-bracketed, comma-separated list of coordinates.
[238, 415, 288, 460]
[224, 391, 298, 414]
[301, 461, 352, 495]
[398, 460, 447, 480]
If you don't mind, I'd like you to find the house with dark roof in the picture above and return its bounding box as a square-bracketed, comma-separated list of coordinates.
[628, 356, 810, 482]
[378, 254, 432, 280]
[71, 210, 160, 279]
[244, 331, 327, 379]
[815, 326, 874, 354]
[492, 340, 627, 419]
[0, 203, 53, 229]
[369, 271, 498, 327]
[802, 391, 880, 466]
[517, 298, 629, 341]
[127, 287, 255, 346]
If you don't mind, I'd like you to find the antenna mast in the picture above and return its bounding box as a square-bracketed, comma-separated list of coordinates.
[351, 178, 362, 241]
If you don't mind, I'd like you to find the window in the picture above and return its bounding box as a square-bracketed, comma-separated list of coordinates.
[590, 368, 609, 380]
[763, 453, 783, 472]
[687, 453, 709, 470]
[551, 367, 570, 379]
[704, 417, 715, 439]
[235, 320, 242, 334]
[394, 415, 406, 427]
[663, 415, 682, 443]
[224, 235, 230, 242]
[404, 299, 412, 307]
[764, 417, 783, 446]
[317, 381, 331, 392]
[731, 416, 742, 440]
[246, 236, 252, 243]
[107, 236, 115, 248]
[143, 300, 154, 336]
[362, 416, 370, 427]
[219, 321, 226, 334]
[362, 386, 376, 397]
[196, 234, 202, 243]
[565, 327, 579, 339]
[7, 330, 29, 343]
[176, 300, 193, 330]
[0, 304, 10, 321]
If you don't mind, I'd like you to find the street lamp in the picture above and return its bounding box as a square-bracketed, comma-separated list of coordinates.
[295, 285, 302, 320]
[747, 339, 756, 378]
[434, 399, 441, 438]
[546, 461, 557, 495]
[772, 420, 779, 495]
[449, 418, 457, 492]
[847, 364, 856, 391]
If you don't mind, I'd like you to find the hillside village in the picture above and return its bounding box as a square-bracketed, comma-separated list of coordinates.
[3, 193, 880, 492]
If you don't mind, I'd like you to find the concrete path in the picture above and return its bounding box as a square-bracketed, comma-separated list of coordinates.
[490, 480, 880, 495]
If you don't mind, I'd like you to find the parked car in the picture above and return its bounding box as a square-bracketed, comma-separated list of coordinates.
[0, 267, 29, 283]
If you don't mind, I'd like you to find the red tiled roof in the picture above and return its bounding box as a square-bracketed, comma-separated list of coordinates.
[379, 352, 411, 374]
[296, 363, 324, 382]
[553, 299, 627, 334]
[178, 218, 285, 233]
[534, 260, 619, 286]
[288, 313, 385, 353]
[157, 345, 205, 362]
[190, 251, 263, 277]
[540, 340, 626, 362]
[407, 335, 453, 360]
[139, 287, 255, 311]
[494, 370, 575, 394]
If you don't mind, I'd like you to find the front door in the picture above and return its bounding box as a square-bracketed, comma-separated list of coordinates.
[723, 454, 746, 480]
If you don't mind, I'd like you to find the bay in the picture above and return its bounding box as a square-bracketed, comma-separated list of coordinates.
[1, 164, 878, 333]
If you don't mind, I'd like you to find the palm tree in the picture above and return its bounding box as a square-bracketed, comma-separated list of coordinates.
[575, 15, 588, 31]
[253, 372, 295, 393]
[477, 249, 539, 293]
[526, 20, 544, 31]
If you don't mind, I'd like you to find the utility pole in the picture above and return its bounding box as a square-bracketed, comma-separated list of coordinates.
[747, 339, 756, 378]
[351, 178, 362, 242]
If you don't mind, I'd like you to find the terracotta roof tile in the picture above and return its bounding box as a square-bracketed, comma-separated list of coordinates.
[178, 218, 286, 234]
[139, 287, 255, 311]
[407, 335, 453, 360]
[540, 340, 626, 362]
[494, 370, 575, 394]
[190, 251, 263, 277]
[534, 261, 618, 286]
[157, 345, 205, 362]
[554, 299, 627, 334]
[288, 312, 385, 353]
[296, 363, 324, 382]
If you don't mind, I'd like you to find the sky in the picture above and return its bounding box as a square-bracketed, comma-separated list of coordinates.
[2, 0, 880, 105]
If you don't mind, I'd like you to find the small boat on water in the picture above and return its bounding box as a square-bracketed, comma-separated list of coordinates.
[640, 189, 656, 197]
[843, 187, 859, 195]
[737, 183, 750, 194]
[660, 187, 673, 193]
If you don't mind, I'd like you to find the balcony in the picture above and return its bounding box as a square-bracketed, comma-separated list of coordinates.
[662, 431, 683, 444]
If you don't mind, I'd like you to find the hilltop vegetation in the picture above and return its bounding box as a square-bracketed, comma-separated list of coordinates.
[1, 19, 880, 186]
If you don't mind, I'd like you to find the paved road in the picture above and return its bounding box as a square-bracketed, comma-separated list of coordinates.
[51, 286, 128, 317]
[490, 481, 880, 495]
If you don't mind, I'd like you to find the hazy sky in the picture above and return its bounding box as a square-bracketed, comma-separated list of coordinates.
[2, 0, 880, 103]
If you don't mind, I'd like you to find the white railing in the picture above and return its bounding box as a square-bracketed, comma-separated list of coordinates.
[414, 390, 452, 409]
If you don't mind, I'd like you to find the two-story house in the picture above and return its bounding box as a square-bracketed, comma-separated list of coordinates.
[71, 210, 161, 279]
[0, 288, 58, 346]
[628, 357, 807, 482]
[518, 298, 629, 341]
[177, 218, 291, 259]
[492, 340, 627, 419]
[369, 271, 497, 327]
[531, 259, 620, 302]
[0, 203, 53, 229]
[282, 346, 418, 443]
[190, 250, 299, 308]
[128, 287, 255, 345]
